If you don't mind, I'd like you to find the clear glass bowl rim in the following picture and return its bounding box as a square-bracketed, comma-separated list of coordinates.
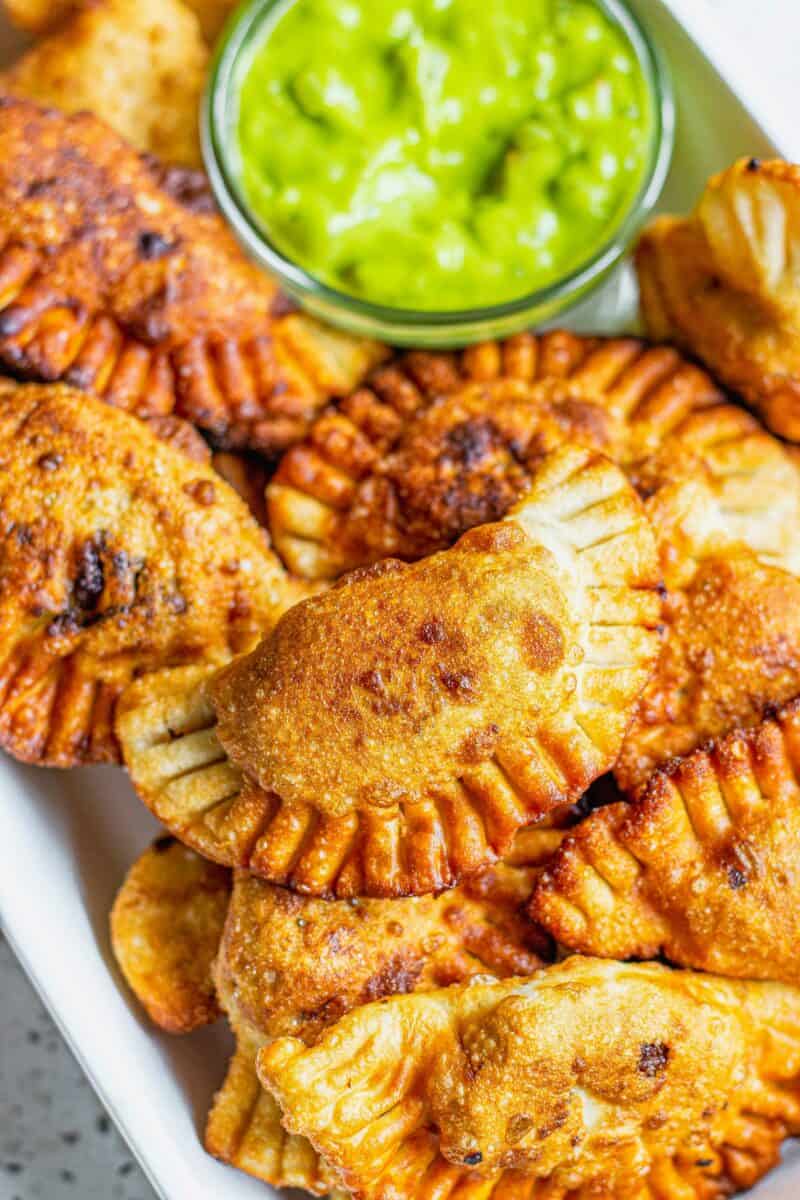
[202, 0, 675, 331]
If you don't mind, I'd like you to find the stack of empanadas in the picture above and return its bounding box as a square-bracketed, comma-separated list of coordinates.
[2, 80, 800, 1198]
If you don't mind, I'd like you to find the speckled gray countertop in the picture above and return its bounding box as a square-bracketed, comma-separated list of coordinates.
[2, 4, 799, 1200]
[0, 936, 157, 1200]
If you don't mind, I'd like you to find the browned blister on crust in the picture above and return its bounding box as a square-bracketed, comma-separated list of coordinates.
[258, 958, 800, 1200]
[0, 99, 386, 455]
[0, 385, 287, 765]
[268, 331, 725, 579]
[534, 699, 800, 985]
[110, 838, 230, 1033]
[200, 446, 661, 896]
[636, 158, 800, 443]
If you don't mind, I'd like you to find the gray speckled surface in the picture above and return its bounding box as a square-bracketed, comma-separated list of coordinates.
[0, 935, 157, 1200]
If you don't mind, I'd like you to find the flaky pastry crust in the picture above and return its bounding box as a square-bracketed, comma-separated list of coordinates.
[206, 829, 556, 1189]
[259, 958, 800, 1200]
[0, 99, 386, 455]
[268, 331, 723, 579]
[533, 698, 800, 984]
[110, 837, 230, 1032]
[129, 445, 661, 896]
[111, 827, 557, 1190]
[0, 384, 286, 765]
[0, 0, 209, 168]
[636, 157, 800, 442]
[268, 327, 800, 789]
[205, 1026, 343, 1195]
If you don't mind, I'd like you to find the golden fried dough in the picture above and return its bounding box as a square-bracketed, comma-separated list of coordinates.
[205, 1027, 341, 1194]
[112, 826, 555, 1187]
[0, 0, 208, 168]
[0, 99, 385, 455]
[618, 554, 800, 791]
[110, 837, 230, 1033]
[268, 331, 723, 579]
[216, 842, 555, 1046]
[0, 384, 287, 765]
[637, 158, 800, 442]
[615, 403, 800, 790]
[614, 423, 794, 787]
[271, 327, 800, 791]
[2, 0, 237, 41]
[1, 0, 74, 32]
[121, 446, 659, 896]
[206, 831, 555, 1187]
[534, 699, 800, 985]
[259, 958, 800, 1200]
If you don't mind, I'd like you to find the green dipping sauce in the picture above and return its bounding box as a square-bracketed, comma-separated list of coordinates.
[235, 0, 655, 310]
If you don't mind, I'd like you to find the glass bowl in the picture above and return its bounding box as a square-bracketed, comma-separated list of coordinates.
[203, 0, 675, 348]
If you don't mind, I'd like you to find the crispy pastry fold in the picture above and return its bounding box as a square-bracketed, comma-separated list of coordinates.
[268, 331, 724, 579]
[0, 385, 286, 765]
[0, 99, 385, 455]
[637, 157, 800, 442]
[120, 445, 661, 895]
[533, 698, 800, 984]
[259, 958, 800, 1200]
[110, 837, 230, 1032]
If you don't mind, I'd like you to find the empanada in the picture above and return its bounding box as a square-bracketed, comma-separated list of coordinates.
[110, 837, 230, 1033]
[259, 958, 800, 1200]
[268, 331, 723, 579]
[208, 828, 557, 1186]
[271, 328, 800, 791]
[205, 1027, 342, 1194]
[0, 99, 386, 456]
[119, 445, 661, 895]
[533, 699, 800, 984]
[113, 826, 557, 1188]
[216, 833, 556, 1045]
[0, 384, 286, 765]
[637, 157, 800, 442]
[0, 0, 209, 168]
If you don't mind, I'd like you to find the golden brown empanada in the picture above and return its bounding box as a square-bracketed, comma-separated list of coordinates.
[637, 157, 800, 442]
[110, 837, 230, 1033]
[205, 1027, 342, 1194]
[112, 826, 557, 1188]
[207, 828, 556, 1186]
[268, 331, 723, 579]
[216, 835, 556, 1045]
[614, 400, 800, 790]
[0, 0, 209, 168]
[0, 384, 287, 765]
[269, 328, 800, 790]
[533, 699, 800, 984]
[0, 99, 386, 455]
[119, 445, 661, 895]
[259, 958, 800, 1200]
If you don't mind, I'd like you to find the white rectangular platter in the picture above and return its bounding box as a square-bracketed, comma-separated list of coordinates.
[0, 2, 798, 1198]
